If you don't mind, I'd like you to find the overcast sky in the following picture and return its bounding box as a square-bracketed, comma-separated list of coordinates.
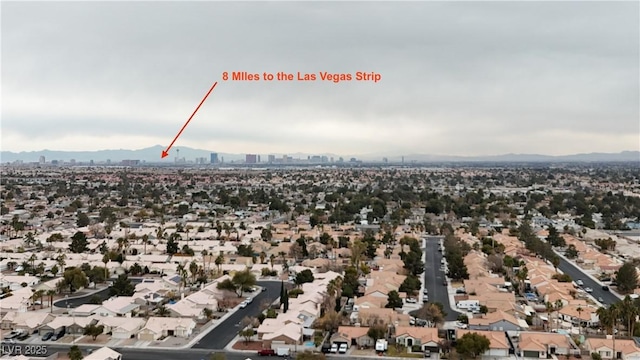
[2, 1, 639, 157]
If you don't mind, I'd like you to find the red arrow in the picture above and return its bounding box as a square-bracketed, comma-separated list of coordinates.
[161, 81, 218, 158]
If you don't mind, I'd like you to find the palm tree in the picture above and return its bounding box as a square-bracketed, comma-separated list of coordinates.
[259, 251, 267, 264]
[554, 300, 564, 332]
[215, 254, 224, 273]
[576, 306, 583, 335]
[102, 253, 110, 279]
[47, 290, 56, 312]
[201, 250, 209, 273]
[32, 289, 45, 309]
[597, 304, 620, 359]
[545, 302, 554, 332]
[619, 296, 638, 336]
[269, 254, 276, 269]
[142, 234, 150, 255]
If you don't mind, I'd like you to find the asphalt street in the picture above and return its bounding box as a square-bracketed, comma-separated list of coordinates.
[53, 277, 144, 308]
[49, 278, 283, 350]
[193, 280, 282, 349]
[0, 343, 370, 360]
[423, 236, 459, 321]
[553, 252, 622, 305]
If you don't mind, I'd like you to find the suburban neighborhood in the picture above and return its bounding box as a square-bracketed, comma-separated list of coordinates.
[1, 164, 639, 360]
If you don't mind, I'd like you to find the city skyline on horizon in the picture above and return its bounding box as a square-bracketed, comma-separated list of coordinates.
[2, 144, 638, 165]
[2, 2, 639, 156]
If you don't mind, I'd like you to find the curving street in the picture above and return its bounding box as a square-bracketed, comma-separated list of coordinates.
[193, 280, 282, 349]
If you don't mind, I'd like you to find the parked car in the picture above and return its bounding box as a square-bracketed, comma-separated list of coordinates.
[576, 280, 584, 286]
[257, 349, 276, 356]
[598, 297, 604, 303]
[239, 301, 248, 308]
[41, 332, 53, 341]
[338, 344, 348, 354]
[246, 297, 253, 304]
[406, 298, 417, 304]
[585, 287, 593, 293]
[424, 350, 431, 358]
[330, 344, 338, 353]
[443, 280, 448, 286]
[602, 285, 609, 291]
[423, 288, 428, 295]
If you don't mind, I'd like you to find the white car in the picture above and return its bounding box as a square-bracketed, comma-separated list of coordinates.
[338, 344, 348, 354]
[239, 301, 248, 308]
[246, 297, 253, 304]
[330, 344, 338, 353]
[576, 280, 584, 286]
[406, 298, 417, 304]
[585, 287, 593, 293]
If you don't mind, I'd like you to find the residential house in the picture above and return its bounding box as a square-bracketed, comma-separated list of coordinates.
[137, 317, 195, 341]
[84, 346, 122, 360]
[456, 329, 510, 358]
[0, 311, 54, 333]
[330, 326, 374, 348]
[101, 296, 140, 317]
[584, 338, 640, 360]
[96, 317, 145, 340]
[518, 332, 573, 358]
[468, 310, 527, 331]
[261, 322, 303, 347]
[394, 326, 441, 352]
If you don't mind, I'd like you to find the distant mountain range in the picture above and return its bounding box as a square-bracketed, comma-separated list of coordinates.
[1, 145, 638, 163]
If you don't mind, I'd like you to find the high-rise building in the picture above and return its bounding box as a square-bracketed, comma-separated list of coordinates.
[268, 155, 275, 163]
[39, 156, 45, 164]
[246, 154, 257, 164]
[210, 153, 219, 164]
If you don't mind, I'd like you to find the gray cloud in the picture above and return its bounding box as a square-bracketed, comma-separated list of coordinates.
[2, 1, 638, 156]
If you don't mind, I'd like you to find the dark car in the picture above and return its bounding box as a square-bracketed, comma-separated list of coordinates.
[17, 332, 30, 341]
[602, 285, 609, 291]
[53, 329, 65, 341]
[42, 332, 53, 341]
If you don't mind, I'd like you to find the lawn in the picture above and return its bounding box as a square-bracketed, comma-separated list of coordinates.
[386, 346, 423, 358]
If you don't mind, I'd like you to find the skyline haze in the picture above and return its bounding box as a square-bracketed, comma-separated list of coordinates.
[2, 1, 639, 156]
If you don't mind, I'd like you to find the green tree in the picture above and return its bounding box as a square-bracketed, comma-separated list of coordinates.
[77, 211, 91, 227]
[546, 226, 565, 247]
[166, 236, 179, 255]
[399, 274, 421, 298]
[565, 245, 579, 259]
[83, 323, 105, 340]
[68, 345, 83, 360]
[283, 288, 289, 313]
[109, 274, 135, 296]
[455, 332, 491, 359]
[295, 269, 315, 286]
[367, 324, 387, 341]
[239, 328, 254, 343]
[69, 231, 89, 253]
[62, 267, 88, 293]
[616, 262, 638, 294]
[385, 290, 403, 309]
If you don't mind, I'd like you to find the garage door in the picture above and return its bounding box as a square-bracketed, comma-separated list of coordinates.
[523, 351, 539, 358]
[139, 333, 155, 341]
